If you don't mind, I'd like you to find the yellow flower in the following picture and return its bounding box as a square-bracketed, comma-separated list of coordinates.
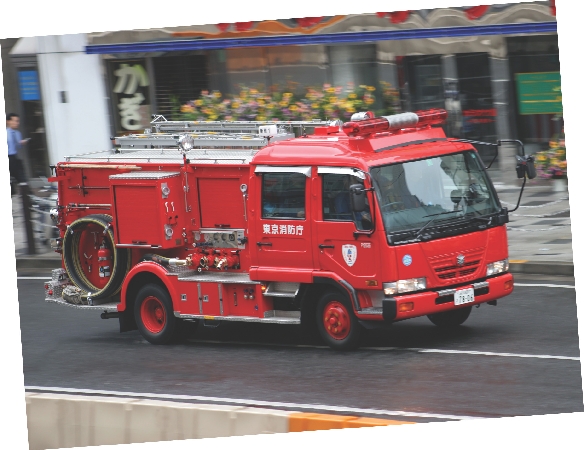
[283, 92, 293, 98]
[365, 98, 375, 105]
[250, 88, 258, 95]
[213, 91, 222, 99]
[195, 99, 203, 107]
[257, 115, 266, 121]
[366, 86, 376, 91]
[549, 141, 558, 149]
[279, 100, 288, 107]
[209, 114, 218, 120]
[326, 87, 335, 94]
[290, 105, 298, 111]
[312, 103, 319, 109]
[180, 105, 194, 113]
[232, 102, 240, 109]
[348, 93, 357, 99]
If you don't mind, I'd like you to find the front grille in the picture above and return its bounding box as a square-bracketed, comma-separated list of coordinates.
[429, 248, 485, 283]
[435, 259, 480, 279]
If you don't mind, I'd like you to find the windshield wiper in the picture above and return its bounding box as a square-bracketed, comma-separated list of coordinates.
[414, 211, 460, 240]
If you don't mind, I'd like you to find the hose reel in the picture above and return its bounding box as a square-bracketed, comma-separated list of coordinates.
[62, 214, 130, 300]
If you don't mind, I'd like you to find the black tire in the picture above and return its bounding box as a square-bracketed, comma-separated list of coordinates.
[427, 306, 472, 327]
[134, 283, 178, 345]
[316, 291, 362, 350]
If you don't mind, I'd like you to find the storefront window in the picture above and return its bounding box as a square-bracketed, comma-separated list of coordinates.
[508, 35, 562, 149]
[456, 53, 497, 162]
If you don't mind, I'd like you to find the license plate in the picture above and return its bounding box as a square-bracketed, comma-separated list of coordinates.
[454, 288, 474, 305]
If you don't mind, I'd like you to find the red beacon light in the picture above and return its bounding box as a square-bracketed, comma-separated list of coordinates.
[342, 108, 447, 137]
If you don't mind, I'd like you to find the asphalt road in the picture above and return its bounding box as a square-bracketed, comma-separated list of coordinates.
[17, 272, 583, 423]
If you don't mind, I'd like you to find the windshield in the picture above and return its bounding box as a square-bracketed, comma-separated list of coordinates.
[370, 151, 500, 236]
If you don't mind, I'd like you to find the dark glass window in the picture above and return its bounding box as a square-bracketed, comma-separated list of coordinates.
[262, 173, 306, 219]
[322, 173, 372, 230]
[322, 173, 353, 222]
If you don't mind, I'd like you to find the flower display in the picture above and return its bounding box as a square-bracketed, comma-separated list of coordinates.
[535, 129, 567, 179]
[173, 83, 400, 122]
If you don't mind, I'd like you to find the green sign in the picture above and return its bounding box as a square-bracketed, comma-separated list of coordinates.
[516, 72, 562, 115]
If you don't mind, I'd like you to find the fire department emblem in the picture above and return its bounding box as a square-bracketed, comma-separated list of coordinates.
[342, 245, 357, 267]
[457, 254, 465, 266]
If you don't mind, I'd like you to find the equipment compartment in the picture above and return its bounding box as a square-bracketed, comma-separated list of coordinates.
[110, 172, 185, 248]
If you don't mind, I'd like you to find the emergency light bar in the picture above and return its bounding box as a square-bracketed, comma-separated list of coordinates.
[342, 109, 447, 137]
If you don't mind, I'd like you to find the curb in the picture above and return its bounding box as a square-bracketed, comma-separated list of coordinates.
[25, 393, 414, 449]
[509, 261, 574, 277]
[16, 256, 574, 277]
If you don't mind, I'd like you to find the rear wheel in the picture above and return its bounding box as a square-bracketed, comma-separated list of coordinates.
[427, 306, 472, 327]
[316, 291, 362, 350]
[134, 284, 178, 344]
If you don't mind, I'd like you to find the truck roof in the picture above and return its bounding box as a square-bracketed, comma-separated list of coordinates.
[251, 126, 474, 169]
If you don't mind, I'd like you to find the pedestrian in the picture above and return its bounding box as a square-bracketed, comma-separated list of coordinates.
[6, 113, 29, 195]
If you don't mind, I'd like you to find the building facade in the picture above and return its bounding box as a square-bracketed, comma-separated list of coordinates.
[3, 2, 561, 177]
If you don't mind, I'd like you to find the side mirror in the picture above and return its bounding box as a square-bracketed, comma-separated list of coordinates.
[516, 155, 537, 180]
[450, 189, 463, 205]
[350, 184, 366, 212]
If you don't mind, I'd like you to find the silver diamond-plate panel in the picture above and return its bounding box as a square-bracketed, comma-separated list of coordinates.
[65, 149, 258, 164]
[109, 171, 180, 180]
[178, 271, 259, 284]
[52, 268, 68, 282]
[45, 297, 120, 312]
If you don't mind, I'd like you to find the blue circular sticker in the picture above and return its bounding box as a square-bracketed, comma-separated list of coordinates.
[402, 254, 412, 266]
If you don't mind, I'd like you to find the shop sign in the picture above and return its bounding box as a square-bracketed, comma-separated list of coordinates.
[18, 70, 41, 101]
[516, 72, 562, 115]
[108, 60, 151, 133]
[462, 109, 497, 124]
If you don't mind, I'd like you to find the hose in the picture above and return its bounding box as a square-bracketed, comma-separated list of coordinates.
[62, 214, 131, 300]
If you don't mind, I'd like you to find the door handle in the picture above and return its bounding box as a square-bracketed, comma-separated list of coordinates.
[257, 242, 272, 246]
[319, 244, 335, 249]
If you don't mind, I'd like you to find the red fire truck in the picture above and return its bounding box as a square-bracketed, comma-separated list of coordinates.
[45, 109, 535, 349]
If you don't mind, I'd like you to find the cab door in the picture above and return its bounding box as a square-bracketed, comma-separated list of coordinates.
[253, 166, 315, 273]
[314, 168, 381, 290]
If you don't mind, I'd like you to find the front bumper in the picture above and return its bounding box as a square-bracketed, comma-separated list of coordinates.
[355, 271, 514, 322]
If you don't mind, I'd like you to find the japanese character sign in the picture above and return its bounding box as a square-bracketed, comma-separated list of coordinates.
[109, 60, 151, 133]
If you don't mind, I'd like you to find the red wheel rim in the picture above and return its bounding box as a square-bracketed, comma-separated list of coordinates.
[322, 301, 351, 340]
[141, 296, 166, 334]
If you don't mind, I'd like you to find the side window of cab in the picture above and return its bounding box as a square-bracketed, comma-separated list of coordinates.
[262, 173, 306, 219]
[322, 173, 372, 230]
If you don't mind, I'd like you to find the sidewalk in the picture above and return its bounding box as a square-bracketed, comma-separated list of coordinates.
[12, 177, 573, 276]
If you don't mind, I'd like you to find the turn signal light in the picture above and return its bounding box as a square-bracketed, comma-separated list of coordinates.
[398, 302, 414, 313]
[504, 280, 513, 290]
[260, 284, 267, 293]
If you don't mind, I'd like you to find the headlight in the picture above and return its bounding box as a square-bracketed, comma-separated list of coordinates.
[383, 278, 426, 296]
[486, 258, 509, 276]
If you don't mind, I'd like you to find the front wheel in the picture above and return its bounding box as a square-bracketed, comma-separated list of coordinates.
[427, 306, 472, 327]
[134, 284, 178, 344]
[316, 291, 362, 350]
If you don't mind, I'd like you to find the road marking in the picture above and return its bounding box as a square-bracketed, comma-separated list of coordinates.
[413, 349, 579, 361]
[17, 277, 52, 280]
[170, 339, 579, 360]
[514, 283, 575, 289]
[24, 385, 483, 421]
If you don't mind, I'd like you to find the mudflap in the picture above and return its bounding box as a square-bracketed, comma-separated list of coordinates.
[119, 309, 137, 333]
